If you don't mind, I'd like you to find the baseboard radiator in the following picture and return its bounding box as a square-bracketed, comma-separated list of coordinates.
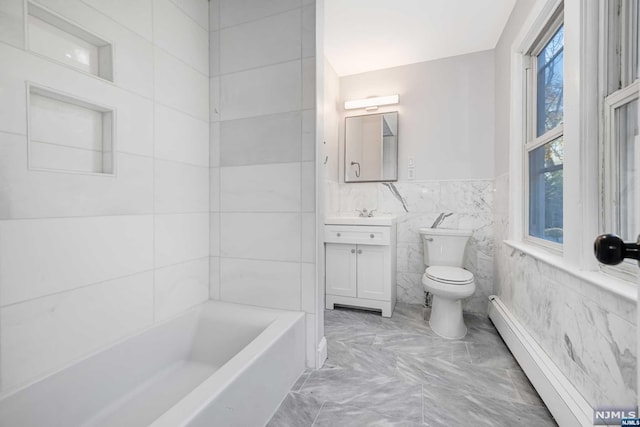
[488, 296, 594, 427]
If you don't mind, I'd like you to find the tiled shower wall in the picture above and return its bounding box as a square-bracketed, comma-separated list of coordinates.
[327, 180, 494, 314]
[0, 0, 210, 392]
[209, 0, 318, 365]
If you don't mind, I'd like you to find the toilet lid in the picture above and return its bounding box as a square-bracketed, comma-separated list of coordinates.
[425, 266, 473, 284]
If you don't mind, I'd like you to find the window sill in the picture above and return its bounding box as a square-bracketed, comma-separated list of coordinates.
[503, 240, 637, 303]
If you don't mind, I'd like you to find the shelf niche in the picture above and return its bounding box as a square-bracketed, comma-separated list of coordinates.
[28, 84, 116, 175]
[26, 2, 113, 81]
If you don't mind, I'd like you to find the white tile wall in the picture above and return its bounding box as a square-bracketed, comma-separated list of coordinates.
[1, 271, 154, 391]
[220, 60, 301, 121]
[220, 258, 301, 310]
[154, 47, 209, 121]
[0, 0, 211, 392]
[153, 0, 208, 75]
[154, 105, 209, 167]
[169, 0, 209, 30]
[0, 215, 154, 306]
[30, 0, 155, 98]
[154, 160, 209, 213]
[220, 163, 301, 212]
[154, 213, 210, 267]
[0, 132, 154, 219]
[0, 0, 24, 49]
[218, 0, 300, 28]
[213, 0, 317, 368]
[219, 9, 301, 74]
[154, 258, 209, 320]
[219, 112, 302, 166]
[209, 256, 220, 299]
[81, 0, 153, 41]
[220, 212, 301, 261]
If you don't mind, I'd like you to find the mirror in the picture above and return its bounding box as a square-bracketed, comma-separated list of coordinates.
[344, 112, 398, 182]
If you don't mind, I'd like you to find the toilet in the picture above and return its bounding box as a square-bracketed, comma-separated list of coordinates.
[419, 228, 475, 339]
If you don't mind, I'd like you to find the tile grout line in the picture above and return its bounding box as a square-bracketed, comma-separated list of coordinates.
[216, 4, 303, 32]
[0, 255, 210, 310]
[310, 401, 326, 427]
[151, 0, 157, 323]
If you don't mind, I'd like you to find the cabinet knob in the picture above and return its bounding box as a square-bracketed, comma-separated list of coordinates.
[370, 234, 374, 238]
[337, 233, 341, 237]
[358, 249, 362, 254]
[351, 249, 355, 253]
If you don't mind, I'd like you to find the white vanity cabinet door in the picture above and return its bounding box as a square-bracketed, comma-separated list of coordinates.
[356, 245, 388, 301]
[325, 243, 357, 297]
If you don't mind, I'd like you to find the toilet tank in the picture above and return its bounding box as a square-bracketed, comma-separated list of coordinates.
[419, 228, 472, 267]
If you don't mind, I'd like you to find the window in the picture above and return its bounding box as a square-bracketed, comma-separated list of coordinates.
[601, 0, 639, 277]
[525, 14, 564, 246]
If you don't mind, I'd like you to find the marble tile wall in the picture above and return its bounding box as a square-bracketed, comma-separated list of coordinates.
[210, 0, 318, 366]
[328, 179, 494, 314]
[0, 0, 210, 393]
[493, 172, 637, 408]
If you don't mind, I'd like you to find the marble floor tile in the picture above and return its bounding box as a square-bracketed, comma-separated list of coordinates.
[508, 367, 546, 407]
[268, 304, 555, 426]
[291, 369, 312, 391]
[298, 366, 398, 404]
[267, 392, 323, 427]
[313, 402, 424, 427]
[422, 382, 555, 427]
[466, 342, 519, 369]
[325, 341, 398, 377]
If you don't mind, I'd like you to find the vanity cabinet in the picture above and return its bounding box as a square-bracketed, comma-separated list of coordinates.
[324, 224, 397, 317]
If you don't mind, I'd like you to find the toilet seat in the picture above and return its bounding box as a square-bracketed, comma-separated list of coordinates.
[425, 266, 473, 285]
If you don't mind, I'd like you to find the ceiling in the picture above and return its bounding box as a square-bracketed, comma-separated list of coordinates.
[324, 0, 517, 76]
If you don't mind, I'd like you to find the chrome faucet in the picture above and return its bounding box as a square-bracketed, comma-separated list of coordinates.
[431, 212, 453, 228]
[357, 209, 376, 217]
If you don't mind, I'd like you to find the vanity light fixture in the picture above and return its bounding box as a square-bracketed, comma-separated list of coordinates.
[344, 94, 399, 110]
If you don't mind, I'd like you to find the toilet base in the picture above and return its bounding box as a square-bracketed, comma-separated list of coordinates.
[428, 295, 467, 339]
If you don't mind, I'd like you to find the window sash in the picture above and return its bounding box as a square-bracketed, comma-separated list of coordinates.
[601, 81, 639, 277]
[525, 15, 564, 249]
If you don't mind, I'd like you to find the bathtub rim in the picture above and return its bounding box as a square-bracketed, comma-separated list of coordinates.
[0, 300, 303, 404]
[149, 306, 305, 426]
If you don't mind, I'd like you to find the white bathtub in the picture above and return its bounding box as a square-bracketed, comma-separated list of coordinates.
[0, 301, 306, 427]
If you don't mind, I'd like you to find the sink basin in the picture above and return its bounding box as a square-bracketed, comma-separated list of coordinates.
[325, 215, 396, 226]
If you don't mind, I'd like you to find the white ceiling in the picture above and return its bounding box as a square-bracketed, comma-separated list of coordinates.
[324, 0, 517, 76]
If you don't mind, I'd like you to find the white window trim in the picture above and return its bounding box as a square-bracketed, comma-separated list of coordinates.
[508, 0, 637, 297]
[601, 80, 639, 281]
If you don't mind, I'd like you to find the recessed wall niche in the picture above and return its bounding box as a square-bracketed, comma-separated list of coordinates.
[26, 1, 114, 81]
[27, 84, 116, 175]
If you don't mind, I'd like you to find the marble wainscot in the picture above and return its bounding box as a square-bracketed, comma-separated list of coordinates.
[327, 179, 494, 314]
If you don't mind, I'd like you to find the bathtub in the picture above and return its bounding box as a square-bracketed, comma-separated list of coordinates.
[0, 301, 306, 427]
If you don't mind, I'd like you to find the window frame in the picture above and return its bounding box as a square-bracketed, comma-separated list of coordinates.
[523, 9, 565, 252]
[599, 0, 639, 281]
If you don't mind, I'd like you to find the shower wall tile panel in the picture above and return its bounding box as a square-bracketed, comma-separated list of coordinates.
[219, 9, 301, 74]
[154, 160, 209, 213]
[153, 0, 209, 75]
[218, 0, 300, 28]
[220, 212, 301, 261]
[154, 257, 210, 321]
[154, 47, 209, 121]
[154, 104, 210, 167]
[0, 133, 154, 219]
[219, 111, 302, 166]
[212, 0, 318, 367]
[0, 215, 154, 306]
[219, 258, 301, 311]
[0, 0, 210, 392]
[220, 60, 301, 121]
[1, 271, 154, 393]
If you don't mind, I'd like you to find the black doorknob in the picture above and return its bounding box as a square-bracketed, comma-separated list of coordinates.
[593, 234, 640, 265]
